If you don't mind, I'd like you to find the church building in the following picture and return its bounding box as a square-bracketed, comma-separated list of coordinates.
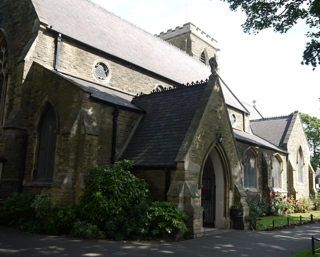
[0, 0, 315, 237]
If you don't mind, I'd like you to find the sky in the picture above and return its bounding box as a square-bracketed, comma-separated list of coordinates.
[91, 0, 320, 118]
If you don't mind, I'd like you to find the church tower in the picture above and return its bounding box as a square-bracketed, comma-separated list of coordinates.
[157, 22, 219, 66]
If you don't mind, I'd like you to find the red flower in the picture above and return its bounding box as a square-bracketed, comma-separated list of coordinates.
[283, 195, 287, 199]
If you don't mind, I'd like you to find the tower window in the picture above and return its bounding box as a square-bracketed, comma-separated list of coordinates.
[200, 51, 206, 64]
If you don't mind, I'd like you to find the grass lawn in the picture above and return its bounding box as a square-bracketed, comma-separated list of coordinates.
[256, 210, 320, 231]
[290, 247, 320, 257]
[256, 211, 320, 256]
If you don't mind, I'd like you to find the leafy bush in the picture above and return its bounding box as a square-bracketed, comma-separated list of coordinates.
[0, 161, 190, 241]
[264, 192, 296, 215]
[0, 192, 36, 228]
[149, 201, 188, 237]
[311, 194, 320, 210]
[22, 190, 78, 235]
[247, 192, 316, 230]
[246, 198, 264, 230]
[295, 197, 314, 213]
[54, 203, 79, 234]
[79, 160, 152, 240]
[73, 220, 105, 240]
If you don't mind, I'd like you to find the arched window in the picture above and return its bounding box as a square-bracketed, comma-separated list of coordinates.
[272, 155, 282, 189]
[244, 149, 257, 188]
[36, 104, 57, 182]
[200, 51, 206, 64]
[230, 114, 236, 125]
[0, 30, 9, 125]
[297, 148, 304, 183]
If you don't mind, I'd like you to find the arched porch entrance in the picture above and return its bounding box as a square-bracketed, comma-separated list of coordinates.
[201, 146, 229, 228]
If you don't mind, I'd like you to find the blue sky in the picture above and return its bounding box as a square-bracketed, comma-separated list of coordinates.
[92, 0, 320, 118]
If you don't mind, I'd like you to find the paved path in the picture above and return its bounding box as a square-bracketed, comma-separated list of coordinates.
[1, 223, 320, 257]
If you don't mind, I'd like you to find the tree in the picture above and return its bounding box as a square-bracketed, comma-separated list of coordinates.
[300, 113, 320, 170]
[221, 0, 320, 69]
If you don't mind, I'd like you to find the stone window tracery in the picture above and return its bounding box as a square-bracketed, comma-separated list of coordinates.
[272, 155, 282, 189]
[92, 60, 111, 83]
[244, 148, 257, 188]
[297, 147, 304, 183]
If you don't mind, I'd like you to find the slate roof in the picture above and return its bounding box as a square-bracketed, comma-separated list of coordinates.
[35, 64, 139, 111]
[250, 115, 293, 149]
[59, 73, 140, 111]
[241, 101, 264, 120]
[219, 78, 248, 114]
[31, 0, 247, 114]
[234, 129, 287, 153]
[32, 0, 210, 84]
[122, 83, 207, 167]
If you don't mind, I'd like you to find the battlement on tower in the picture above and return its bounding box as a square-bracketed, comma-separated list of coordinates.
[157, 22, 219, 50]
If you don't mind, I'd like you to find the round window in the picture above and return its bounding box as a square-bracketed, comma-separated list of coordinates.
[92, 60, 111, 83]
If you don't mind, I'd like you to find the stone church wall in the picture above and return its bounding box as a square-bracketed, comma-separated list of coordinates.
[227, 108, 245, 132]
[235, 140, 288, 196]
[286, 113, 312, 198]
[54, 36, 177, 96]
[0, 0, 38, 121]
[132, 169, 168, 201]
[158, 23, 219, 65]
[189, 33, 217, 64]
[19, 63, 143, 203]
[0, 0, 179, 199]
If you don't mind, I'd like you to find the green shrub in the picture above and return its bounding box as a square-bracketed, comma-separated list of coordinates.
[312, 194, 320, 210]
[295, 197, 314, 213]
[79, 160, 152, 240]
[246, 198, 264, 230]
[265, 192, 296, 215]
[55, 203, 79, 234]
[149, 201, 188, 238]
[0, 192, 36, 228]
[0, 161, 190, 241]
[73, 220, 105, 240]
[22, 190, 78, 235]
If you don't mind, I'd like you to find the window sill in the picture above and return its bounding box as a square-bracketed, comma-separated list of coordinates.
[245, 187, 258, 193]
[271, 188, 287, 194]
[29, 180, 53, 187]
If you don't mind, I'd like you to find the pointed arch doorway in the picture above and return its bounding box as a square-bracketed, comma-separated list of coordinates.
[201, 157, 216, 227]
[201, 147, 227, 228]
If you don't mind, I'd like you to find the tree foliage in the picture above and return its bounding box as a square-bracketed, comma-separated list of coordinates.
[300, 113, 320, 170]
[78, 160, 189, 240]
[221, 0, 320, 69]
[79, 160, 152, 240]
